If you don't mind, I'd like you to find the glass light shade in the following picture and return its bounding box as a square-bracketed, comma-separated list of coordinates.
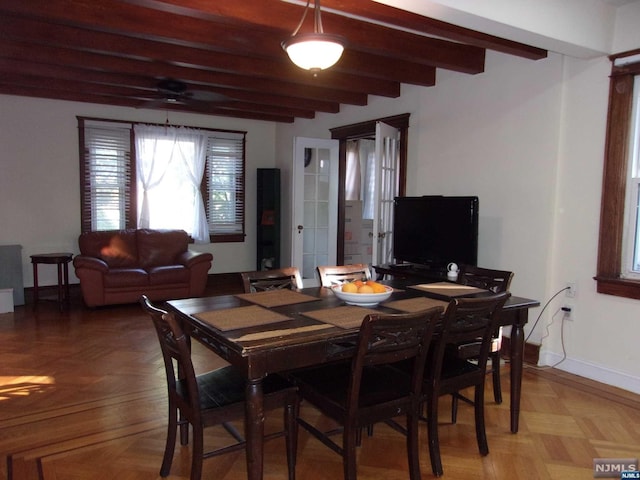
[283, 33, 345, 72]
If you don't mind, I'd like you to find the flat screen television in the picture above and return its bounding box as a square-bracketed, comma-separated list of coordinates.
[392, 196, 479, 271]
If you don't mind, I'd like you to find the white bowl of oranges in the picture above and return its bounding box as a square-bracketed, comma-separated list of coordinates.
[330, 280, 393, 307]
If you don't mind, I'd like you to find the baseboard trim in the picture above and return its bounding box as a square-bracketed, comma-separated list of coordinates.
[539, 351, 640, 395]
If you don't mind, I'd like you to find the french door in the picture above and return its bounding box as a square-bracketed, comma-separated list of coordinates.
[291, 137, 339, 287]
[371, 121, 401, 266]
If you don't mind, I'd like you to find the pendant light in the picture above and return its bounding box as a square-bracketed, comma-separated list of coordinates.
[282, 0, 346, 74]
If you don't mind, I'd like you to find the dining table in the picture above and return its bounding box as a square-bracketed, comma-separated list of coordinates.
[166, 280, 539, 480]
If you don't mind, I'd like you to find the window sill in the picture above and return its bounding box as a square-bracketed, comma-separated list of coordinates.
[210, 233, 245, 243]
[594, 275, 640, 300]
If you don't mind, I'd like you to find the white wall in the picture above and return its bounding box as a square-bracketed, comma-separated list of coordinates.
[275, 48, 640, 394]
[0, 95, 277, 287]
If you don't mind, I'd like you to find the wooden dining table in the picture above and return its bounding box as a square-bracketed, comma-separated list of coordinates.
[166, 281, 539, 480]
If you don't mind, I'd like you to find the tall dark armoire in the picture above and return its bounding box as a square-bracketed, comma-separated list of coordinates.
[256, 168, 281, 270]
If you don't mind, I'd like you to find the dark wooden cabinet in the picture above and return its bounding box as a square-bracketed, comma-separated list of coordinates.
[256, 168, 280, 270]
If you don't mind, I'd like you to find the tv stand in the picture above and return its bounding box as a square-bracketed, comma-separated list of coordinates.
[374, 263, 447, 281]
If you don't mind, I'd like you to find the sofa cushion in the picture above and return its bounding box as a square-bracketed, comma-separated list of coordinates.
[137, 229, 189, 269]
[148, 265, 190, 285]
[78, 230, 138, 268]
[103, 268, 149, 288]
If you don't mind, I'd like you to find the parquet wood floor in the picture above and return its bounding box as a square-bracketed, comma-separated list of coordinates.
[1, 285, 638, 479]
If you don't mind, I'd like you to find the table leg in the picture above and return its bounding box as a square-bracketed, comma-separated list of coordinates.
[57, 262, 64, 311]
[509, 310, 526, 433]
[63, 261, 70, 307]
[32, 263, 39, 307]
[245, 377, 265, 480]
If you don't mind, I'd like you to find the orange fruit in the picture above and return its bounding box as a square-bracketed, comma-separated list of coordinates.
[354, 280, 364, 287]
[372, 283, 387, 293]
[342, 282, 358, 293]
[357, 285, 374, 294]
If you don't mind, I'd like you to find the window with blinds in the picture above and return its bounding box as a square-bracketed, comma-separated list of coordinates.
[78, 117, 246, 243]
[206, 132, 245, 240]
[79, 119, 133, 232]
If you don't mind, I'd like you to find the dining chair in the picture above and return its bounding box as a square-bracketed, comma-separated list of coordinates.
[140, 295, 299, 480]
[287, 306, 444, 480]
[424, 291, 510, 477]
[241, 267, 303, 293]
[317, 264, 371, 287]
[455, 265, 514, 408]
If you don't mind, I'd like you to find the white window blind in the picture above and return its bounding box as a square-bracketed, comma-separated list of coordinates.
[81, 119, 132, 232]
[206, 132, 245, 236]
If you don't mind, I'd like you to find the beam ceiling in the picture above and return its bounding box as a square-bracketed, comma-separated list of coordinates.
[0, 0, 547, 123]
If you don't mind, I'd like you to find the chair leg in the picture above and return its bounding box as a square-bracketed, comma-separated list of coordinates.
[190, 423, 204, 480]
[426, 395, 444, 477]
[343, 425, 358, 480]
[492, 352, 503, 404]
[284, 395, 299, 480]
[474, 384, 489, 456]
[406, 411, 422, 480]
[451, 393, 459, 424]
[160, 404, 178, 477]
[180, 409, 190, 445]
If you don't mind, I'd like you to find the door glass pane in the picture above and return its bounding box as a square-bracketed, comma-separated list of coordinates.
[318, 175, 330, 201]
[317, 148, 330, 173]
[304, 174, 316, 200]
[303, 228, 315, 254]
[304, 201, 316, 228]
[302, 147, 332, 280]
[317, 202, 329, 227]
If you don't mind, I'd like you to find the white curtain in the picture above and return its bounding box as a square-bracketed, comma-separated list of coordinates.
[134, 125, 209, 243]
[345, 141, 361, 201]
[345, 139, 375, 219]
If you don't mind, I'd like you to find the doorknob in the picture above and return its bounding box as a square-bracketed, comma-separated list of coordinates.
[297, 225, 304, 232]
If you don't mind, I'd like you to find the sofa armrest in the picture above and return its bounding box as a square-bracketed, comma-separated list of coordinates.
[73, 255, 109, 273]
[177, 250, 213, 268]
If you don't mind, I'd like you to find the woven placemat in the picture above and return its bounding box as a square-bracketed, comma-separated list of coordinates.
[235, 289, 320, 308]
[229, 324, 334, 343]
[301, 305, 379, 329]
[383, 296, 448, 313]
[193, 305, 292, 331]
[409, 282, 488, 297]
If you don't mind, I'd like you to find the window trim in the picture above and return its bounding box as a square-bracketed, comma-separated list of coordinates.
[595, 49, 640, 299]
[77, 116, 246, 243]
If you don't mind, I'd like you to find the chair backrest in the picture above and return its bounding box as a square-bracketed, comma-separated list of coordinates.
[457, 265, 514, 293]
[140, 295, 199, 414]
[346, 306, 444, 414]
[428, 292, 511, 387]
[317, 264, 371, 287]
[240, 267, 303, 293]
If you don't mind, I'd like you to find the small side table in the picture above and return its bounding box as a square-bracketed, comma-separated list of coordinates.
[31, 253, 73, 311]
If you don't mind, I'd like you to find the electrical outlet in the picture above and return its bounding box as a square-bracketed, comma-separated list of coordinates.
[566, 282, 577, 298]
[562, 304, 574, 321]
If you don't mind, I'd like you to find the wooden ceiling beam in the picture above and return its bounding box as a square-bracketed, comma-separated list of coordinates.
[0, 13, 401, 98]
[0, 0, 549, 122]
[1, 71, 318, 119]
[320, 0, 548, 61]
[142, 0, 543, 61]
[0, 0, 485, 74]
[0, 39, 370, 107]
[0, 84, 295, 122]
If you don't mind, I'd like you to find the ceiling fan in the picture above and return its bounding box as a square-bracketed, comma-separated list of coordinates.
[140, 78, 228, 109]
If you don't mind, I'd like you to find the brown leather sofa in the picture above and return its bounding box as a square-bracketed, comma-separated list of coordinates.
[73, 229, 213, 307]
